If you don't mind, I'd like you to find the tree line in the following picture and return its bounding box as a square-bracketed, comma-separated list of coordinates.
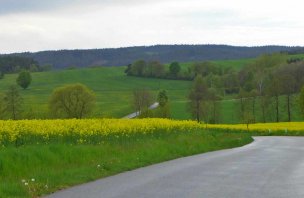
[187, 53, 304, 124]
[12, 45, 298, 69]
[0, 56, 52, 79]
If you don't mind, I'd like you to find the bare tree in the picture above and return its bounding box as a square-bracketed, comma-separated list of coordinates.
[133, 88, 153, 117]
[3, 85, 23, 120]
[189, 75, 209, 122]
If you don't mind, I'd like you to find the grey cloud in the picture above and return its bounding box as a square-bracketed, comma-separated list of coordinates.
[0, 0, 162, 15]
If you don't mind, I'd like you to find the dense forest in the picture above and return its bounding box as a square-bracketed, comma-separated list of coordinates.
[4, 45, 303, 69]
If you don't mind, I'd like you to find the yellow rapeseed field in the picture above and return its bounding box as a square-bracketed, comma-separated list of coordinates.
[0, 118, 202, 145]
[0, 119, 303, 146]
[208, 122, 304, 132]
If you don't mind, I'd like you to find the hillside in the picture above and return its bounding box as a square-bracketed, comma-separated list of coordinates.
[5, 45, 302, 69]
[0, 54, 303, 123]
[0, 66, 192, 119]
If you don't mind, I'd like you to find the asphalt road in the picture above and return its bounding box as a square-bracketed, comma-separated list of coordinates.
[122, 102, 159, 119]
[46, 137, 304, 198]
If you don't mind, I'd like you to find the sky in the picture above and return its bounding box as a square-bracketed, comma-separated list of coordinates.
[1, 0, 304, 53]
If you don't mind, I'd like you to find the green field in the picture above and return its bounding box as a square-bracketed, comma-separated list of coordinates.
[0, 129, 252, 197]
[0, 67, 191, 119]
[0, 55, 303, 122]
[176, 58, 256, 71]
[0, 57, 255, 120]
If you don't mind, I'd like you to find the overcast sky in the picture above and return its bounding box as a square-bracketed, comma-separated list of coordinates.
[1, 0, 304, 53]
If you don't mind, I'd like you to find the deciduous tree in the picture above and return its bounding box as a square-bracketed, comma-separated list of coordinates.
[157, 90, 170, 118]
[189, 75, 209, 122]
[133, 88, 153, 117]
[16, 70, 32, 89]
[300, 86, 304, 117]
[169, 62, 181, 77]
[49, 83, 96, 119]
[3, 85, 23, 120]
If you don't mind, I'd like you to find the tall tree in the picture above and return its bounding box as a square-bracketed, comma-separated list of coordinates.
[0, 93, 5, 119]
[49, 83, 96, 119]
[279, 73, 296, 122]
[189, 75, 209, 122]
[300, 86, 304, 118]
[16, 70, 32, 89]
[3, 85, 23, 120]
[133, 88, 153, 117]
[208, 88, 221, 123]
[157, 90, 170, 118]
[148, 61, 165, 78]
[237, 89, 255, 127]
[267, 74, 281, 122]
[130, 60, 146, 76]
[169, 62, 181, 78]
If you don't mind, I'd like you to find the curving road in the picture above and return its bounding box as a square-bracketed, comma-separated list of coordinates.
[122, 102, 159, 119]
[46, 137, 304, 198]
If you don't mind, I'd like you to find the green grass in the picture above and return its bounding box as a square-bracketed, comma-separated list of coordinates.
[0, 129, 253, 197]
[169, 58, 255, 72]
[1, 54, 304, 121]
[0, 67, 302, 123]
[0, 67, 191, 119]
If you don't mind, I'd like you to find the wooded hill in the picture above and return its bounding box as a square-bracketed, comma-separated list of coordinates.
[5, 45, 303, 69]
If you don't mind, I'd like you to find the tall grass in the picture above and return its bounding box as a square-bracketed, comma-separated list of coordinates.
[0, 130, 253, 197]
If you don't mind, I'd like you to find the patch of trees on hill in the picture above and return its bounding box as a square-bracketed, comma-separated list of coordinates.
[0, 56, 37, 75]
[185, 53, 304, 124]
[8, 45, 302, 69]
[126, 52, 304, 123]
[0, 56, 53, 79]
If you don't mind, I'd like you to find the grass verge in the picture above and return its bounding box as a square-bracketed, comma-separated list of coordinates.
[0, 130, 252, 197]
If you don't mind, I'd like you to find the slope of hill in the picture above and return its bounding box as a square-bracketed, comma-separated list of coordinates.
[6, 45, 302, 69]
[0, 66, 192, 119]
[0, 55, 302, 123]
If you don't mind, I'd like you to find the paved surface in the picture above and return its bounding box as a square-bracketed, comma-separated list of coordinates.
[46, 137, 304, 198]
[122, 102, 159, 119]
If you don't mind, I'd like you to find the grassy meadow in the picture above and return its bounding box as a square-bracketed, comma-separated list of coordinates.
[1, 117, 304, 197]
[0, 118, 254, 197]
[0, 51, 303, 197]
[1, 55, 303, 122]
[0, 67, 191, 119]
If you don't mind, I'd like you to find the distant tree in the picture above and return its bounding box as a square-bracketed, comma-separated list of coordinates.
[40, 64, 53, 72]
[169, 62, 181, 77]
[222, 72, 239, 94]
[191, 61, 220, 78]
[16, 70, 32, 89]
[0, 93, 5, 119]
[130, 60, 146, 76]
[0, 71, 4, 79]
[29, 64, 39, 72]
[300, 86, 304, 118]
[133, 88, 153, 117]
[124, 64, 132, 74]
[267, 74, 281, 122]
[49, 83, 96, 119]
[0, 56, 38, 74]
[189, 75, 209, 122]
[3, 85, 23, 120]
[208, 88, 221, 123]
[146, 61, 165, 77]
[237, 89, 249, 123]
[279, 73, 296, 122]
[157, 90, 170, 118]
[249, 89, 258, 123]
